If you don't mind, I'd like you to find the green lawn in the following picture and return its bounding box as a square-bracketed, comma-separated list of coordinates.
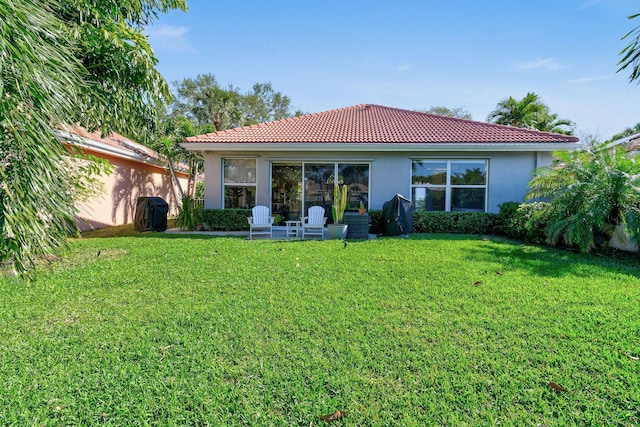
[1, 234, 639, 426]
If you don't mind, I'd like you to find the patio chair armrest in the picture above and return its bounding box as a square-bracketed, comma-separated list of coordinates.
[247, 217, 253, 225]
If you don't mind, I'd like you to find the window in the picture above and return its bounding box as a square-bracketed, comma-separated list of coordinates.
[223, 158, 256, 208]
[412, 160, 487, 212]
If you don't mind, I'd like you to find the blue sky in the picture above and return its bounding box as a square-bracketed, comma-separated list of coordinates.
[146, 0, 639, 140]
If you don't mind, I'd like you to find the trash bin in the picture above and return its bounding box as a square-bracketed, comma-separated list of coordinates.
[134, 197, 169, 232]
[382, 194, 414, 236]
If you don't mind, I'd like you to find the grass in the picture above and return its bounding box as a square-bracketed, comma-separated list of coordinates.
[1, 233, 639, 426]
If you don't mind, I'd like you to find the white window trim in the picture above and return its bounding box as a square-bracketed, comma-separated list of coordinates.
[411, 159, 489, 212]
[222, 158, 258, 208]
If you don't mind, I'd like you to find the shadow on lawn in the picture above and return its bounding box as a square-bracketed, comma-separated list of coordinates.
[465, 236, 640, 279]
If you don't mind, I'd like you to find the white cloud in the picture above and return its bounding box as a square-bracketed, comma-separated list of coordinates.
[568, 74, 615, 84]
[514, 58, 564, 70]
[146, 24, 195, 53]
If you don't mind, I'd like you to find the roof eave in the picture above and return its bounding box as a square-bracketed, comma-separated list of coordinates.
[56, 129, 191, 174]
[181, 141, 582, 153]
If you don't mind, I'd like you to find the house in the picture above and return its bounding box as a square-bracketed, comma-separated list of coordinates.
[182, 104, 579, 222]
[607, 131, 640, 153]
[55, 124, 189, 231]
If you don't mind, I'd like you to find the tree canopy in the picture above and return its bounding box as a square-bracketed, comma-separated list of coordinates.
[0, 0, 186, 276]
[169, 74, 301, 131]
[487, 92, 575, 135]
[419, 106, 473, 120]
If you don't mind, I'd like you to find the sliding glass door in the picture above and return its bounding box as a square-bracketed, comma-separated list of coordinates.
[271, 164, 302, 224]
[271, 162, 370, 224]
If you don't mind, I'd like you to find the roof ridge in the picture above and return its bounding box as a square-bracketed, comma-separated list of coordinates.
[183, 104, 579, 144]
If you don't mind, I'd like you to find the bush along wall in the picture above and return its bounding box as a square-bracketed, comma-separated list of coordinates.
[368, 210, 385, 235]
[201, 209, 252, 231]
[497, 202, 551, 245]
[413, 211, 497, 235]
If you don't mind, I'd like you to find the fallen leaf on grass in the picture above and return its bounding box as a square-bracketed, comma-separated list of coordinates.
[473, 281, 482, 286]
[158, 345, 173, 362]
[320, 410, 347, 423]
[547, 381, 569, 392]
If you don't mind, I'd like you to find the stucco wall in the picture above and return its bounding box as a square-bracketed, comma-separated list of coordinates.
[75, 153, 188, 231]
[202, 150, 554, 214]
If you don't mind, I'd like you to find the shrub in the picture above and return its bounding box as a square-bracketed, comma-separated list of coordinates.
[499, 202, 551, 244]
[413, 211, 497, 235]
[368, 210, 385, 234]
[201, 209, 251, 231]
[526, 145, 640, 252]
[174, 195, 196, 231]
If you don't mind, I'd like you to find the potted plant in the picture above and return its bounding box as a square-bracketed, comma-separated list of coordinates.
[327, 184, 348, 239]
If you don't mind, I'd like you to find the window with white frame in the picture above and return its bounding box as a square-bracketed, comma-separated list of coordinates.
[223, 158, 256, 208]
[411, 159, 488, 212]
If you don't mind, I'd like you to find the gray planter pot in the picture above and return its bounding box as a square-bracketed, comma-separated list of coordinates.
[327, 224, 348, 239]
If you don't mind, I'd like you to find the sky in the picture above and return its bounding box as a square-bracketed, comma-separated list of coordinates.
[145, 0, 639, 141]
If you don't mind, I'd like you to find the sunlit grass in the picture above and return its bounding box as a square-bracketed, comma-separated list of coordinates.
[1, 234, 638, 425]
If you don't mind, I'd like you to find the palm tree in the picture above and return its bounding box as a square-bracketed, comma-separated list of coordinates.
[526, 145, 640, 252]
[487, 92, 575, 135]
[487, 92, 546, 128]
[619, 13, 640, 83]
[534, 112, 575, 135]
[193, 87, 242, 131]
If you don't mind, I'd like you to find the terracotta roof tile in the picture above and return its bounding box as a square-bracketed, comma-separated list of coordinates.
[185, 104, 579, 144]
[58, 123, 161, 161]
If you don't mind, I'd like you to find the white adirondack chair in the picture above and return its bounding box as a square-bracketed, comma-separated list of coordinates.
[247, 205, 274, 239]
[302, 206, 327, 239]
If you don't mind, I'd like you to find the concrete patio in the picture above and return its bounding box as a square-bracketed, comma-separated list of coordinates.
[165, 226, 376, 240]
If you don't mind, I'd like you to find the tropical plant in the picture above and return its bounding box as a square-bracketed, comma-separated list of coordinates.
[0, 0, 186, 276]
[487, 92, 575, 135]
[619, 13, 640, 83]
[525, 144, 640, 252]
[174, 195, 196, 231]
[332, 184, 348, 224]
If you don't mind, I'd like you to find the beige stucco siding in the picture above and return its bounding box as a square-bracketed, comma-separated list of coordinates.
[75, 152, 188, 231]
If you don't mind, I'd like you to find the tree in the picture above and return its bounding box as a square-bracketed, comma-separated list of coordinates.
[170, 74, 298, 130]
[619, 13, 640, 83]
[420, 106, 473, 120]
[525, 145, 640, 252]
[1, 0, 186, 276]
[487, 92, 575, 135]
[241, 82, 295, 125]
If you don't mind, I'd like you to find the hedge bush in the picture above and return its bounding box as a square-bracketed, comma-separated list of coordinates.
[497, 202, 551, 244]
[201, 209, 251, 231]
[196, 204, 552, 245]
[413, 211, 497, 234]
[368, 210, 385, 235]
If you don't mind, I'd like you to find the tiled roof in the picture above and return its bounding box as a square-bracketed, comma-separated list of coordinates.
[58, 123, 161, 161]
[185, 104, 579, 144]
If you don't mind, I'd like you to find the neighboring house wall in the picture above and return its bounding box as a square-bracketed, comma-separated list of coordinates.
[75, 152, 188, 231]
[56, 127, 189, 231]
[201, 150, 554, 213]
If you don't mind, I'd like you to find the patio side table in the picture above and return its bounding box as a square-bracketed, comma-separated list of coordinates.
[285, 220, 302, 238]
